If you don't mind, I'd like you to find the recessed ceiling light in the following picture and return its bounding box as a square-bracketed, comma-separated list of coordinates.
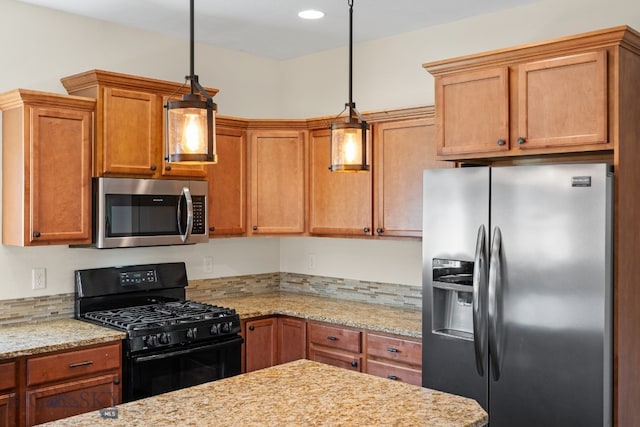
[298, 9, 325, 20]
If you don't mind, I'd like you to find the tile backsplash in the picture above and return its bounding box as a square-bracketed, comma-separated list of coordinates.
[1, 273, 422, 325]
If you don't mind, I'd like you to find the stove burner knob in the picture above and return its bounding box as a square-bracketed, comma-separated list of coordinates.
[210, 323, 221, 335]
[222, 322, 232, 333]
[145, 334, 158, 348]
[186, 327, 197, 341]
[158, 332, 171, 345]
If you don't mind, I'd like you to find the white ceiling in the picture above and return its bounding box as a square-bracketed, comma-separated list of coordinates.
[18, 0, 540, 60]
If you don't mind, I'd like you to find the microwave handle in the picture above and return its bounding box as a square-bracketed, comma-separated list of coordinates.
[177, 187, 194, 242]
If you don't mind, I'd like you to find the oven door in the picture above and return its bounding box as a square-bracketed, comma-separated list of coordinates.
[124, 335, 242, 402]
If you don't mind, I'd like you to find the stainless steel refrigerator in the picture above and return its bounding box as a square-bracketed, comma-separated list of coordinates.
[422, 163, 612, 427]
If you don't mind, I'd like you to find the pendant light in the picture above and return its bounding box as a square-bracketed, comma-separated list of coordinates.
[165, 0, 217, 164]
[329, 0, 370, 172]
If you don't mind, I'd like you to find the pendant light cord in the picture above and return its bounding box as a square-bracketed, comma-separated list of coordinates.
[189, 0, 195, 95]
[348, 0, 354, 118]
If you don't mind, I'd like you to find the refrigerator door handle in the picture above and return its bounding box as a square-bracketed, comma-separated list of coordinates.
[472, 224, 487, 377]
[488, 226, 504, 381]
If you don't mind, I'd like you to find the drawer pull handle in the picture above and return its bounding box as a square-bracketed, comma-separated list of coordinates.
[387, 375, 398, 380]
[327, 336, 338, 341]
[69, 360, 93, 368]
[249, 326, 255, 331]
[387, 347, 399, 353]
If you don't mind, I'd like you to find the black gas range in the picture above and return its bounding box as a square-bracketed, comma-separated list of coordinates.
[75, 262, 242, 402]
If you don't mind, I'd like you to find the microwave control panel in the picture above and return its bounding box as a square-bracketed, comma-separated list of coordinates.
[192, 195, 206, 234]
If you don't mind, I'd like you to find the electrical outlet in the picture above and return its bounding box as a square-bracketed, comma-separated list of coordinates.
[203, 256, 214, 274]
[32, 268, 46, 290]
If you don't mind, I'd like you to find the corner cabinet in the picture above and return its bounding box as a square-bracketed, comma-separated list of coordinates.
[61, 69, 216, 179]
[0, 89, 94, 246]
[248, 127, 307, 235]
[425, 34, 613, 160]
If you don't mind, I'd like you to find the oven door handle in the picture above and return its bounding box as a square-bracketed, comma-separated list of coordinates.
[132, 336, 244, 363]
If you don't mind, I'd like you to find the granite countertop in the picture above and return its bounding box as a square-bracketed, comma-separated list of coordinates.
[42, 359, 487, 427]
[0, 318, 126, 360]
[199, 292, 422, 339]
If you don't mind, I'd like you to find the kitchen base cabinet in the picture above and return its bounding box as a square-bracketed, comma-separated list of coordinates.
[243, 317, 277, 373]
[277, 317, 306, 364]
[22, 341, 122, 427]
[0, 361, 17, 427]
[307, 321, 363, 372]
[365, 333, 422, 386]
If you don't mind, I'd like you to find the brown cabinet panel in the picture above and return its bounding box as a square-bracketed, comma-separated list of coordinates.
[208, 125, 247, 236]
[26, 373, 120, 426]
[244, 317, 277, 372]
[308, 347, 362, 372]
[249, 130, 306, 234]
[435, 67, 510, 156]
[366, 333, 422, 366]
[373, 118, 453, 238]
[366, 359, 421, 386]
[0, 90, 94, 246]
[27, 343, 121, 387]
[308, 128, 372, 236]
[0, 362, 16, 391]
[0, 393, 17, 427]
[517, 51, 608, 150]
[308, 322, 362, 353]
[278, 317, 306, 364]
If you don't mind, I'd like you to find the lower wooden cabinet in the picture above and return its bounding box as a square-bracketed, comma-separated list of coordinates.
[277, 317, 306, 364]
[21, 341, 122, 427]
[0, 361, 17, 427]
[365, 333, 422, 386]
[307, 321, 363, 372]
[244, 317, 277, 373]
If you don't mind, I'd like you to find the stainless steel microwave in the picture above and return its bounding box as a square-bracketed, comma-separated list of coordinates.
[93, 177, 209, 248]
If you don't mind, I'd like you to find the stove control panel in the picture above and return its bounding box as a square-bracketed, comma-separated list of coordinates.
[120, 269, 158, 286]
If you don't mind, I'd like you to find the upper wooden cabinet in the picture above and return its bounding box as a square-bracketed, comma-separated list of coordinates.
[208, 118, 248, 236]
[308, 128, 372, 236]
[61, 69, 217, 179]
[425, 31, 615, 160]
[0, 89, 94, 246]
[248, 127, 306, 235]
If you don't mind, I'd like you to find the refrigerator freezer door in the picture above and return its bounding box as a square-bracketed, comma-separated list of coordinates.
[422, 167, 490, 409]
[489, 163, 612, 427]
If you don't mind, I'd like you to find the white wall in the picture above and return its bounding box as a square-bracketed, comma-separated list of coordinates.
[1, 0, 639, 300]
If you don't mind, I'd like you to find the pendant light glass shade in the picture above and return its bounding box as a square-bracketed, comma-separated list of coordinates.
[329, 0, 369, 172]
[165, 0, 217, 164]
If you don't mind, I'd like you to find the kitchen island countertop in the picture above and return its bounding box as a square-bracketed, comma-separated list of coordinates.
[0, 318, 126, 360]
[42, 358, 487, 427]
[196, 292, 422, 339]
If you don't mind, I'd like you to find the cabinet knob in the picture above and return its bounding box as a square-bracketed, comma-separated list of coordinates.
[113, 377, 120, 385]
[150, 164, 157, 171]
[249, 325, 255, 331]
[376, 228, 383, 234]
[33, 231, 41, 238]
[497, 139, 506, 146]
[387, 375, 398, 381]
[252, 225, 258, 231]
[517, 137, 526, 145]
[350, 361, 358, 368]
[209, 227, 215, 232]
[165, 165, 172, 171]
[363, 227, 370, 233]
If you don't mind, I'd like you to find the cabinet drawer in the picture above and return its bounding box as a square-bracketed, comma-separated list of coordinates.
[308, 322, 362, 353]
[366, 359, 422, 386]
[367, 333, 421, 366]
[0, 362, 16, 391]
[27, 342, 121, 386]
[309, 347, 362, 372]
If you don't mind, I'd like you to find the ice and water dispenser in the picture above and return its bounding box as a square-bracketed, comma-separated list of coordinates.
[431, 258, 474, 341]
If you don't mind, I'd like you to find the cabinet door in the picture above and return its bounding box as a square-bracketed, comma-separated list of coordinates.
[249, 130, 306, 234]
[26, 373, 120, 426]
[308, 129, 372, 236]
[29, 106, 92, 245]
[244, 317, 277, 372]
[101, 87, 158, 176]
[373, 118, 453, 238]
[435, 67, 509, 156]
[517, 51, 608, 150]
[208, 125, 247, 236]
[278, 317, 306, 364]
[0, 393, 16, 427]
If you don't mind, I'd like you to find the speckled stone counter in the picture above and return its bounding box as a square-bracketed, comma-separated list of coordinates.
[0, 318, 126, 360]
[198, 292, 422, 339]
[42, 359, 487, 427]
